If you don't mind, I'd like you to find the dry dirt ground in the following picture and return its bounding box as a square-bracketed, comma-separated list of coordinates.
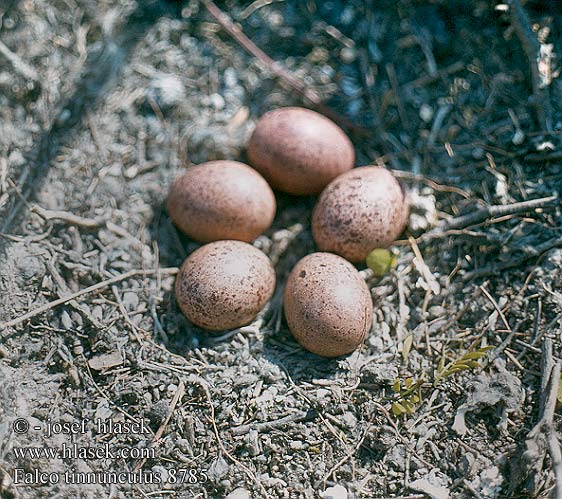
[0, 1, 561, 498]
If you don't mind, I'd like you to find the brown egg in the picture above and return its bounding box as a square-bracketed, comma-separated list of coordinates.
[167, 160, 276, 243]
[284, 252, 372, 357]
[312, 166, 409, 263]
[175, 240, 276, 331]
[247, 107, 355, 195]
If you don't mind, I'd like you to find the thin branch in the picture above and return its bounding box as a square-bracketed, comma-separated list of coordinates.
[385, 62, 409, 132]
[33, 204, 146, 246]
[45, 259, 104, 330]
[0, 39, 39, 82]
[535, 339, 559, 431]
[539, 338, 555, 421]
[390, 169, 470, 198]
[239, 0, 285, 19]
[549, 431, 562, 499]
[517, 338, 562, 497]
[479, 285, 512, 333]
[525, 151, 562, 163]
[409, 236, 440, 295]
[33, 205, 105, 229]
[420, 195, 558, 242]
[231, 410, 314, 436]
[462, 235, 562, 281]
[403, 61, 465, 91]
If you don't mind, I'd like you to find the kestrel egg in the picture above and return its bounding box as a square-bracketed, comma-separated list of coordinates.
[175, 240, 276, 331]
[167, 160, 276, 243]
[284, 252, 372, 357]
[247, 107, 355, 195]
[312, 166, 409, 262]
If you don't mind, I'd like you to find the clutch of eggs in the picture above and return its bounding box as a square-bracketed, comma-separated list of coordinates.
[167, 108, 408, 360]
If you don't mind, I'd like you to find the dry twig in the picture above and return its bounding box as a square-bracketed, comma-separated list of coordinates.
[33, 205, 146, 247]
[0, 39, 39, 81]
[479, 284, 512, 333]
[231, 410, 315, 436]
[390, 169, 470, 198]
[386, 62, 409, 132]
[463, 235, 562, 281]
[45, 259, 104, 330]
[419, 195, 558, 243]
[33, 205, 105, 228]
[510, 338, 562, 497]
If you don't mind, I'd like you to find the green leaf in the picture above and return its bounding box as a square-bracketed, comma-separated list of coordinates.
[453, 360, 481, 369]
[467, 360, 482, 368]
[409, 394, 421, 404]
[402, 400, 416, 414]
[444, 366, 472, 375]
[405, 377, 413, 389]
[392, 401, 407, 417]
[392, 378, 401, 393]
[366, 248, 395, 277]
[463, 351, 487, 360]
[437, 355, 446, 373]
[402, 335, 414, 362]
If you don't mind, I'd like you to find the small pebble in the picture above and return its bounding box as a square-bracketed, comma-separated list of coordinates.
[61, 310, 73, 330]
[340, 47, 357, 63]
[341, 412, 357, 429]
[208, 455, 229, 482]
[419, 103, 434, 123]
[152, 466, 168, 483]
[122, 291, 139, 311]
[147, 74, 185, 110]
[147, 400, 169, 425]
[225, 488, 251, 499]
[320, 484, 348, 499]
[208, 93, 225, 109]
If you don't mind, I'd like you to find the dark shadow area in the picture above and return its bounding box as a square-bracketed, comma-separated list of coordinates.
[356, 433, 387, 465]
[0, 0, 21, 20]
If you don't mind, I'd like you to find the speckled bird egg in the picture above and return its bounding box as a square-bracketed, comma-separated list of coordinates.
[312, 166, 409, 262]
[167, 160, 276, 243]
[247, 107, 355, 195]
[175, 240, 276, 331]
[284, 252, 372, 357]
